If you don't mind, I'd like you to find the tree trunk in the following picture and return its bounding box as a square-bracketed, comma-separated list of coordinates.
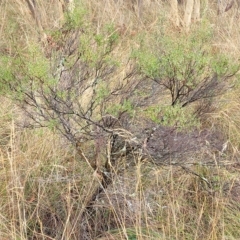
[184, 0, 194, 31]
[193, 0, 200, 22]
[170, 0, 180, 27]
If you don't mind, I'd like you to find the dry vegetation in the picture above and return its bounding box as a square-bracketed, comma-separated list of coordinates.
[0, 0, 240, 239]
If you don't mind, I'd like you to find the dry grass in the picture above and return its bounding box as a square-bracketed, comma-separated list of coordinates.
[1, 121, 239, 239]
[0, 0, 240, 239]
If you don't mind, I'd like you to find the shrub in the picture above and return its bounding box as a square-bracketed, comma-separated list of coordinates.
[0, 5, 139, 217]
[0, 14, 129, 143]
[134, 24, 239, 108]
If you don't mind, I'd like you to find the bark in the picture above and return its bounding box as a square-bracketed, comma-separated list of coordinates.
[170, 0, 201, 30]
[193, 0, 201, 22]
[184, 0, 194, 30]
[170, 0, 180, 27]
[25, 0, 43, 33]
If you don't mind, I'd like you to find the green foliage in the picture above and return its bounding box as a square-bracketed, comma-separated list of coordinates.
[143, 105, 161, 124]
[132, 50, 159, 78]
[211, 53, 238, 76]
[47, 119, 58, 131]
[78, 23, 119, 68]
[107, 99, 134, 117]
[0, 2, 124, 140]
[135, 25, 212, 80]
[26, 45, 50, 79]
[105, 24, 119, 46]
[134, 24, 239, 107]
[0, 44, 52, 101]
[95, 80, 110, 104]
[143, 104, 199, 130]
[0, 56, 13, 93]
[64, 1, 86, 29]
[161, 104, 199, 129]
